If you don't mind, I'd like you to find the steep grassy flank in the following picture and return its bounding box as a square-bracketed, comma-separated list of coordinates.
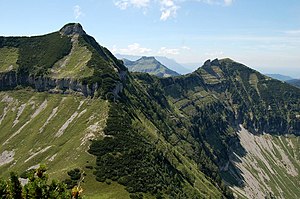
[87, 58, 299, 198]
[158, 59, 300, 164]
[231, 126, 300, 199]
[51, 35, 93, 79]
[133, 59, 300, 198]
[0, 47, 19, 72]
[0, 91, 107, 176]
[0, 32, 72, 76]
[132, 111, 224, 199]
[99, 74, 233, 198]
[0, 90, 127, 198]
[88, 101, 225, 198]
[78, 34, 125, 98]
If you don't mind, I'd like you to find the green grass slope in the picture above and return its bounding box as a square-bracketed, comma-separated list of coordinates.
[0, 47, 19, 72]
[1, 24, 300, 199]
[0, 24, 223, 198]
[0, 90, 129, 198]
[51, 35, 93, 79]
[1, 24, 225, 198]
[109, 75, 233, 198]
[231, 126, 300, 199]
[0, 88, 228, 198]
[154, 58, 300, 198]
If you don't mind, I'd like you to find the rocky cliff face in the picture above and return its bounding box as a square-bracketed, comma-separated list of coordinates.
[0, 71, 98, 97]
[59, 23, 86, 36]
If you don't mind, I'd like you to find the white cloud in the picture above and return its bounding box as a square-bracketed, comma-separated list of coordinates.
[192, 0, 234, 6]
[111, 45, 118, 54]
[204, 51, 224, 57]
[160, 0, 180, 21]
[113, 44, 186, 57]
[131, 0, 150, 7]
[114, 43, 152, 55]
[182, 46, 191, 50]
[114, 0, 234, 20]
[73, 5, 84, 19]
[113, 0, 180, 21]
[224, 0, 233, 6]
[284, 29, 300, 36]
[114, 0, 150, 9]
[158, 47, 180, 55]
[114, 1, 129, 9]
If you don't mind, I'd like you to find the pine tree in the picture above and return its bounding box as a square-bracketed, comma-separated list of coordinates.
[10, 172, 23, 199]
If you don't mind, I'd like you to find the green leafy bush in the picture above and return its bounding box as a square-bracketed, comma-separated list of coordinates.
[0, 165, 77, 199]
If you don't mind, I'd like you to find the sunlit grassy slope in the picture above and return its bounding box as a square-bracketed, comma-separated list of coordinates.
[0, 47, 19, 72]
[1, 24, 299, 198]
[0, 89, 223, 198]
[51, 36, 93, 79]
[0, 90, 131, 198]
[132, 112, 223, 199]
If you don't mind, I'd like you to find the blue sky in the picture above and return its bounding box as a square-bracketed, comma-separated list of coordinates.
[0, 0, 300, 77]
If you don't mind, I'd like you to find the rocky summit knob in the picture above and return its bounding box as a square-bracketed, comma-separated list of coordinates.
[203, 59, 211, 67]
[59, 23, 86, 36]
[211, 58, 220, 66]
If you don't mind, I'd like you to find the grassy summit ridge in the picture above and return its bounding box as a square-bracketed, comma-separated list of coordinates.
[0, 23, 125, 99]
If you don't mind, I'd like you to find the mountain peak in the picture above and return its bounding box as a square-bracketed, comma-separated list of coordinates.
[59, 23, 86, 36]
[140, 56, 156, 60]
[203, 59, 211, 67]
[202, 58, 220, 69]
[137, 56, 160, 64]
[123, 56, 179, 77]
[211, 58, 220, 66]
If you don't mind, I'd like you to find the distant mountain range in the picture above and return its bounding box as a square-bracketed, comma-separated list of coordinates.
[123, 56, 179, 77]
[265, 74, 294, 81]
[287, 79, 300, 88]
[115, 54, 192, 74]
[265, 74, 300, 88]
